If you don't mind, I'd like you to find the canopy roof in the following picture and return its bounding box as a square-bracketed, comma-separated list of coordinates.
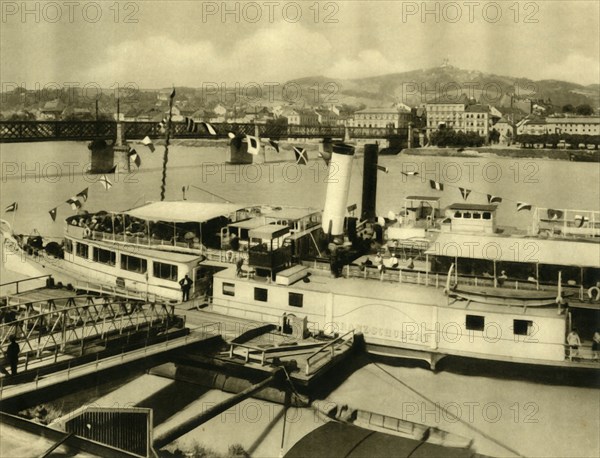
[249, 224, 289, 240]
[285, 423, 472, 458]
[125, 202, 244, 223]
[448, 203, 497, 212]
[426, 233, 600, 268]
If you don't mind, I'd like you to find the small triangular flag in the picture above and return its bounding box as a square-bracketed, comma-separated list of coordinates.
[459, 187, 471, 200]
[401, 171, 418, 177]
[49, 208, 57, 222]
[170, 87, 176, 99]
[201, 122, 217, 136]
[377, 165, 389, 174]
[516, 202, 532, 212]
[76, 188, 88, 202]
[268, 139, 280, 153]
[487, 194, 502, 204]
[130, 153, 141, 168]
[4, 202, 18, 212]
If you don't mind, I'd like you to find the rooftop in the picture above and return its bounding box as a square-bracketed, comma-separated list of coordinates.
[125, 201, 245, 223]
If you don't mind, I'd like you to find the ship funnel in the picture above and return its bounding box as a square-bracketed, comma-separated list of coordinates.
[321, 143, 355, 236]
[361, 143, 379, 221]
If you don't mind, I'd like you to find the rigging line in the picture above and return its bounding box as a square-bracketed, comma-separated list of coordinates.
[189, 185, 233, 203]
[370, 361, 524, 458]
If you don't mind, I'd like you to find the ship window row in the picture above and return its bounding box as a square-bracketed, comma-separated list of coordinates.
[453, 211, 491, 220]
[73, 242, 177, 281]
[466, 315, 535, 336]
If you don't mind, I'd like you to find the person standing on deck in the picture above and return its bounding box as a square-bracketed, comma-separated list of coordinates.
[567, 329, 582, 360]
[5, 336, 20, 376]
[592, 329, 600, 361]
[179, 274, 193, 302]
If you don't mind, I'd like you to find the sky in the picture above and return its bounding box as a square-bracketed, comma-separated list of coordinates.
[1, 0, 599, 90]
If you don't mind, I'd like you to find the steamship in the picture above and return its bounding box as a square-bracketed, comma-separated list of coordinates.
[2, 142, 600, 371]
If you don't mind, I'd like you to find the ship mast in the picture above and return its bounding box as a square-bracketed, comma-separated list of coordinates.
[160, 86, 175, 201]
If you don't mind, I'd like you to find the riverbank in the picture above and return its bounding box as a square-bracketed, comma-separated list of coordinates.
[400, 146, 600, 161]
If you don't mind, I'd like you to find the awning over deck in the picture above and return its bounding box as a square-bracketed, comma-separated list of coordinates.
[249, 224, 289, 240]
[125, 202, 245, 223]
[425, 232, 600, 268]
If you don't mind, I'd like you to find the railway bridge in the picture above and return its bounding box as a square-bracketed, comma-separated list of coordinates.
[0, 120, 410, 144]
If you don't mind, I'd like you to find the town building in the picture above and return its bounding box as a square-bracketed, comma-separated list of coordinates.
[352, 107, 411, 128]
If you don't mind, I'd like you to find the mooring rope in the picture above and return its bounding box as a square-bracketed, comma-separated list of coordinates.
[371, 360, 524, 457]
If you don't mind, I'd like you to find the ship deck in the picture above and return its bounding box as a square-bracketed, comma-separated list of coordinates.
[216, 267, 566, 319]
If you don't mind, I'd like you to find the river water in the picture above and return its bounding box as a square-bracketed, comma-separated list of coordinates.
[0, 141, 599, 457]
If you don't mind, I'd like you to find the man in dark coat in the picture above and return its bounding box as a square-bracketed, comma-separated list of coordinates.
[179, 274, 193, 302]
[6, 335, 20, 376]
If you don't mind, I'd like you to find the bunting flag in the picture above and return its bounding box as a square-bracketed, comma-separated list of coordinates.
[459, 187, 471, 200]
[575, 215, 589, 228]
[130, 153, 141, 168]
[487, 194, 503, 204]
[170, 87, 176, 99]
[227, 132, 236, 139]
[49, 208, 57, 222]
[200, 122, 217, 136]
[547, 209, 564, 220]
[67, 197, 82, 211]
[4, 202, 17, 213]
[318, 152, 330, 165]
[109, 165, 118, 174]
[401, 171, 419, 177]
[185, 117, 196, 133]
[99, 175, 113, 190]
[142, 136, 155, 153]
[158, 117, 168, 130]
[76, 188, 88, 202]
[293, 146, 308, 165]
[429, 180, 444, 191]
[377, 165, 389, 174]
[268, 139, 280, 153]
[516, 202, 532, 212]
[182, 185, 190, 200]
[246, 135, 261, 155]
[347, 203, 357, 213]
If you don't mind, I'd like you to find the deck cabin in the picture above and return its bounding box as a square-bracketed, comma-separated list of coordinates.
[442, 203, 497, 234]
[248, 224, 293, 279]
[533, 207, 600, 238]
[400, 196, 441, 228]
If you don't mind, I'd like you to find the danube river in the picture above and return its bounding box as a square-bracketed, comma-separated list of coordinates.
[1, 141, 599, 457]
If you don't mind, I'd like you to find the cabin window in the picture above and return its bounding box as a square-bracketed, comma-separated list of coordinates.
[454, 211, 461, 218]
[254, 287, 268, 302]
[75, 242, 89, 259]
[463, 212, 472, 219]
[222, 282, 235, 296]
[466, 315, 485, 331]
[153, 262, 178, 282]
[121, 254, 147, 274]
[93, 247, 116, 266]
[289, 292, 303, 308]
[473, 212, 481, 219]
[513, 319, 533, 336]
[64, 239, 73, 253]
[482, 212, 491, 220]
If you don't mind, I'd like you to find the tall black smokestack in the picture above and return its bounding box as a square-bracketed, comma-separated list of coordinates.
[361, 143, 379, 221]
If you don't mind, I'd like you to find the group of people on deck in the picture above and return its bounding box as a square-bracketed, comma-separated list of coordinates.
[68, 212, 200, 246]
[567, 328, 600, 361]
